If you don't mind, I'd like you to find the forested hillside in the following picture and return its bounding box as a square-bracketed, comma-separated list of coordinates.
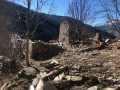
[0, 0, 115, 42]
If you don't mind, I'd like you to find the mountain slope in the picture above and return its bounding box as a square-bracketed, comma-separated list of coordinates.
[0, 0, 115, 42]
[1, 0, 60, 41]
[82, 24, 115, 39]
[96, 21, 120, 36]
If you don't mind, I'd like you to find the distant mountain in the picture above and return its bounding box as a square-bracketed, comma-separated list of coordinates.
[96, 20, 120, 36]
[0, 0, 115, 42]
[81, 24, 115, 39]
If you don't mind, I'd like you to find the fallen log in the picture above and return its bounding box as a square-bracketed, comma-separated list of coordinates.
[30, 66, 68, 90]
[0, 82, 9, 90]
[46, 66, 68, 79]
[65, 76, 82, 82]
[42, 60, 60, 70]
[54, 72, 65, 81]
[80, 42, 106, 52]
[51, 76, 82, 87]
[5, 79, 27, 90]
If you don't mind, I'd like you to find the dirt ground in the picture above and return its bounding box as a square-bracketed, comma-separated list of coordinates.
[1, 41, 120, 90]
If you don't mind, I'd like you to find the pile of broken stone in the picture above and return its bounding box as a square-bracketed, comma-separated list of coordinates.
[2, 58, 120, 90]
[29, 60, 83, 90]
[0, 59, 83, 90]
[1, 35, 120, 90]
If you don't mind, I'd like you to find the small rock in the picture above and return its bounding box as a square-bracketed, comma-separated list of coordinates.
[71, 64, 81, 69]
[23, 67, 37, 76]
[109, 54, 118, 57]
[87, 86, 97, 90]
[71, 76, 82, 81]
[65, 76, 82, 82]
[104, 88, 115, 90]
[0, 56, 5, 61]
[30, 85, 35, 90]
[103, 62, 115, 67]
[81, 58, 88, 60]
[19, 67, 37, 77]
[116, 87, 120, 90]
[50, 59, 59, 65]
[65, 76, 71, 81]
[106, 77, 113, 80]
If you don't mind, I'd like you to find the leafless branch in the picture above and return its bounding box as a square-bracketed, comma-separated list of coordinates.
[99, 0, 120, 34]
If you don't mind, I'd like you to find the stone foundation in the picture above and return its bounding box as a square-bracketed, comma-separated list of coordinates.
[30, 42, 64, 61]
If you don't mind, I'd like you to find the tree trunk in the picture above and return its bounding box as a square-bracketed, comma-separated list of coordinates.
[11, 48, 17, 72]
[25, 36, 30, 66]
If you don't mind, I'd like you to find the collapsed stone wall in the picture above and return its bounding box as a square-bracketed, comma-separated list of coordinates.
[30, 42, 64, 61]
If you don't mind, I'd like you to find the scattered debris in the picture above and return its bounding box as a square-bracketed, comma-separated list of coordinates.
[18, 67, 37, 77]
[87, 86, 98, 90]
[93, 33, 103, 43]
[0, 82, 9, 90]
[1, 33, 120, 90]
[30, 42, 64, 60]
[44, 81, 57, 90]
[104, 87, 116, 90]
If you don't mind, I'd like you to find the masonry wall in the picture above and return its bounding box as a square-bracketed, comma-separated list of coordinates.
[59, 21, 79, 46]
[59, 21, 71, 43]
[30, 42, 64, 61]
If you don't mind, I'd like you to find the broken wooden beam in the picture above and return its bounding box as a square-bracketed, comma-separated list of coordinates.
[46, 66, 68, 79]
[0, 82, 9, 90]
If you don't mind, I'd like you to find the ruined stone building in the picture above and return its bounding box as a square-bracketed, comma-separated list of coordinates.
[29, 41, 64, 60]
[59, 21, 71, 44]
[59, 20, 109, 47]
[59, 21, 80, 46]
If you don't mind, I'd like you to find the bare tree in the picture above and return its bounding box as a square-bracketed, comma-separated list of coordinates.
[67, 0, 94, 24]
[67, 0, 95, 41]
[98, 0, 120, 34]
[12, 0, 54, 66]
